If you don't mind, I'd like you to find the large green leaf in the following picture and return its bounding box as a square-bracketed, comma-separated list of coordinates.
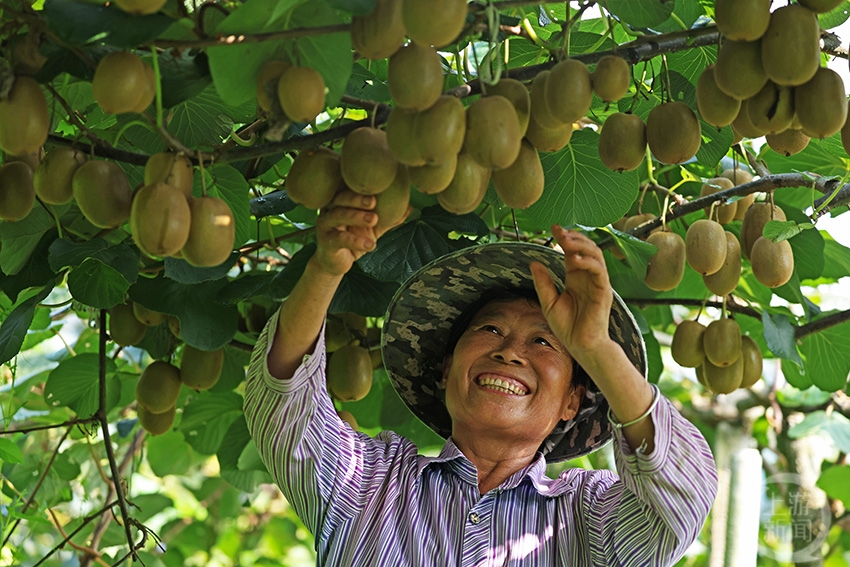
[778, 203, 824, 281]
[129, 276, 239, 350]
[330, 266, 401, 317]
[43, 353, 121, 418]
[788, 410, 850, 453]
[0, 286, 52, 365]
[604, 0, 675, 28]
[0, 204, 54, 276]
[0, 438, 24, 465]
[179, 392, 244, 454]
[821, 234, 850, 280]
[50, 239, 139, 285]
[164, 253, 240, 284]
[0, 231, 57, 302]
[762, 312, 803, 367]
[218, 416, 274, 492]
[818, 1, 850, 29]
[42, 0, 174, 48]
[801, 318, 850, 392]
[817, 465, 850, 509]
[67, 259, 131, 309]
[521, 130, 639, 230]
[146, 431, 195, 477]
[169, 85, 256, 149]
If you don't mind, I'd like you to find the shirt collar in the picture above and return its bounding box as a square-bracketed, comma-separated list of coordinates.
[416, 438, 574, 497]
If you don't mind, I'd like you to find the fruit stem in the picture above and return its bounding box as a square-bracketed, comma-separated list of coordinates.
[39, 198, 65, 239]
[150, 47, 164, 130]
[645, 147, 658, 186]
[812, 172, 849, 219]
[112, 120, 157, 148]
[198, 150, 208, 197]
[669, 12, 688, 31]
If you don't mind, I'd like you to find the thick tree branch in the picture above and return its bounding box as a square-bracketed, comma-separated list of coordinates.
[620, 297, 762, 319]
[796, 309, 850, 339]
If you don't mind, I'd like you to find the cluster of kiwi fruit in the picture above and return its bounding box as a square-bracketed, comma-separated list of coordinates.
[108, 300, 225, 435]
[700, 0, 848, 156]
[322, 312, 385, 431]
[672, 317, 763, 394]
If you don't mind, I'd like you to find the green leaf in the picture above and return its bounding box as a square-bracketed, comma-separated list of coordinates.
[291, 0, 352, 108]
[147, 430, 195, 477]
[42, 0, 174, 48]
[330, 266, 400, 317]
[644, 330, 662, 384]
[520, 130, 639, 230]
[775, 386, 831, 408]
[179, 392, 243, 454]
[67, 259, 131, 309]
[201, 164, 254, 249]
[788, 410, 850, 453]
[0, 286, 52, 365]
[218, 272, 280, 302]
[164, 253, 240, 284]
[821, 234, 850, 280]
[169, 85, 256, 148]
[129, 277, 239, 350]
[761, 134, 847, 179]
[762, 312, 803, 367]
[218, 417, 274, 492]
[0, 438, 24, 464]
[0, 230, 57, 302]
[695, 122, 733, 169]
[763, 220, 812, 242]
[817, 465, 850, 509]
[48, 238, 109, 271]
[0, 204, 54, 276]
[800, 319, 850, 392]
[44, 353, 121, 418]
[818, 1, 850, 29]
[603, 0, 675, 28]
[325, 0, 375, 15]
[609, 228, 658, 280]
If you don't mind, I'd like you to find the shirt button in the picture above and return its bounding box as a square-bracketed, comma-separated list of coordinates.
[469, 512, 480, 525]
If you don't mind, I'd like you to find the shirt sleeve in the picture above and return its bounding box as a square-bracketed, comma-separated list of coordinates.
[243, 309, 410, 536]
[575, 396, 718, 567]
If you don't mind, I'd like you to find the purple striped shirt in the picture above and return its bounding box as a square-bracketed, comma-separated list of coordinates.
[245, 311, 718, 566]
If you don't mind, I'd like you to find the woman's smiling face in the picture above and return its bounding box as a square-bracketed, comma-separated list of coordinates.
[441, 297, 584, 445]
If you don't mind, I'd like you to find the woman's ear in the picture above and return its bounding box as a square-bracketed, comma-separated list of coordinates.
[440, 354, 452, 388]
[560, 384, 586, 422]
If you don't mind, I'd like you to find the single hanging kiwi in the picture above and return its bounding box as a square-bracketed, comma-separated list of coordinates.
[702, 231, 742, 297]
[598, 113, 646, 172]
[646, 102, 701, 164]
[671, 320, 706, 368]
[462, 96, 522, 170]
[144, 152, 194, 198]
[0, 76, 50, 157]
[130, 182, 192, 257]
[700, 177, 736, 225]
[180, 345, 225, 391]
[92, 52, 154, 115]
[545, 59, 593, 124]
[388, 42, 443, 111]
[528, 70, 564, 126]
[351, 0, 406, 60]
[741, 202, 786, 259]
[286, 147, 343, 209]
[525, 112, 573, 153]
[761, 4, 820, 87]
[109, 302, 146, 347]
[696, 65, 741, 128]
[751, 236, 794, 288]
[643, 230, 686, 291]
[136, 361, 183, 414]
[138, 405, 176, 435]
[766, 129, 810, 157]
[437, 153, 489, 214]
[181, 196, 236, 267]
[492, 140, 544, 209]
[485, 78, 531, 135]
[340, 127, 399, 195]
[704, 318, 742, 367]
[686, 219, 728, 276]
[386, 107, 426, 166]
[33, 147, 86, 206]
[408, 156, 456, 195]
[591, 55, 631, 103]
[794, 67, 849, 139]
[715, 0, 771, 41]
[703, 356, 744, 394]
[72, 160, 133, 228]
[714, 39, 769, 100]
[327, 344, 373, 402]
[277, 66, 326, 123]
[745, 81, 794, 134]
[738, 335, 763, 389]
[414, 95, 466, 164]
[0, 162, 35, 222]
[374, 164, 410, 229]
[402, 0, 467, 48]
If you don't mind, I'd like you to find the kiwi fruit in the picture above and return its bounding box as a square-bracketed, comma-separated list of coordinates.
[525, 112, 572, 153]
[180, 345, 224, 391]
[747, 82, 795, 135]
[492, 140, 544, 209]
[286, 147, 343, 209]
[437, 153, 489, 214]
[11, 30, 47, 76]
[766, 129, 811, 157]
[737, 335, 762, 389]
[646, 102, 701, 164]
[529, 70, 563, 126]
[181, 196, 236, 267]
[256, 60, 291, 112]
[696, 65, 741, 128]
[591, 55, 630, 103]
[133, 302, 167, 326]
[703, 355, 744, 394]
[695, 364, 709, 388]
[795, 67, 848, 139]
[0, 162, 35, 222]
[144, 153, 194, 198]
[351, 0, 406, 60]
[374, 164, 410, 229]
[137, 404, 175, 435]
[643, 231, 686, 291]
[0, 76, 50, 157]
[325, 317, 353, 353]
[277, 66, 326, 123]
[701, 177, 736, 224]
[408, 155, 456, 195]
[131, 64, 157, 114]
[671, 320, 706, 368]
[714, 39, 769, 100]
[741, 202, 786, 259]
[386, 107, 427, 166]
[388, 42, 443, 111]
[369, 346, 383, 370]
[686, 219, 728, 276]
[340, 127, 399, 195]
[704, 318, 742, 367]
[72, 160, 133, 228]
[842, 101, 850, 156]
[623, 212, 656, 235]
[545, 59, 593, 124]
[414, 95, 466, 164]
[751, 236, 795, 288]
[5, 149, 43, 172]
[136, 360, 182, 414]
[486, 78, 531, 135]
[761, 4, 820, 87]
[463, 95, 522, 170]
[327, 344, 373, 402]
[33, 147, 86, 205]
[113, 0, 167, 15]
[598, 113, 646, 172]
[131, 182, 191, 257]
[109, 302, 146, 346]
[703, 231, 742, 297]
[714, 0, 771, 41]
[402, 0, 467, 48]
[337, 409, 359, 430]
[731, 104, 769, 139]
[798, 0, 844, 12]
[92, 52, 155, 114]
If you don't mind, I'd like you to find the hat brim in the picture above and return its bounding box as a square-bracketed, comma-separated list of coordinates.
[381, 241, 647, 463]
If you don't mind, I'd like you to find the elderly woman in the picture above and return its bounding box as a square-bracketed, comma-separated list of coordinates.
[244, 190, 717, 566]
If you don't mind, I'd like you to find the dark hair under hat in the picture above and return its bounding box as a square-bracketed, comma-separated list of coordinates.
[380, 241, 647, 463]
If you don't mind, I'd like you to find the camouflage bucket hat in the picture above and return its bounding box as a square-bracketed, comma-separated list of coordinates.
[380, 241, 647, 463]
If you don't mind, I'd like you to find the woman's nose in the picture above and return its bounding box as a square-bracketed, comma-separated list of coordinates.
[490, 338, 526, 365]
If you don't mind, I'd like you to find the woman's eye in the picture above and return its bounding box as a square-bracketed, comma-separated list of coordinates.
[534, 337, 552, 347]
[480, 324, 500, 334]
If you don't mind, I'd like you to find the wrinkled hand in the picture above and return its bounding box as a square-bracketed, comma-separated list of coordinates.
[312, 188, 410, 277]
[530, 225, 614, 364]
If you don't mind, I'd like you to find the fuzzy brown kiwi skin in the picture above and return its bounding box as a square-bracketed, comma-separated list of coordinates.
[545, 59, 593, 124]
[751, 236, 795, 288]
[702, 231, 742, 297]
[685, 219, 727, 276]
[462, 96, 522, 170]
[704, 318, 742, 368]
[643, 231, 686, 292]
[794, 67, 848, 139]
[598, 113, 646, 173]
[761, 4, 821, 87]
[671, 320, 707, 368]
[492, 140, 544, 209]
[0, 161, 35, 222]
[646, 102, 701, 165]
[591, 55, 631, 103]
[350, 0, 406, 61]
